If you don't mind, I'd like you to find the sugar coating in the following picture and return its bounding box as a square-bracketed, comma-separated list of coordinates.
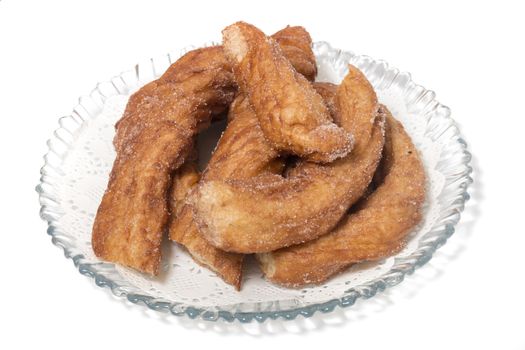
[222, 21, 353, 163]
[192, 63, 385, 254]
[258, 110, 427, 287]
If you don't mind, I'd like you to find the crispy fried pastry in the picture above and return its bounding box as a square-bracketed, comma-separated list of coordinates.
[257, 110, 426, 287]
[170, 190, 243, 288]
[92, 47, 236, 275]
[191, 65, 385, 253]
[167, 26, 317, 287]
[169, 97, 280, 289]
[170, 162, 200, 219]
[271, 26, 317, 82]
[222, 22, 354, 163]
[311, 82, 340, 124]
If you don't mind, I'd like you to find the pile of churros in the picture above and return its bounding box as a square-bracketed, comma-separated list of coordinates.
[91, 22, 426, 290]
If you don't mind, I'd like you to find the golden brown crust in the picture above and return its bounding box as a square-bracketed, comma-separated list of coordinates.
[92, 46, 236, 275]
[169, 162, 200, 218]
[257, 109, 426, 287]
[169, 194, 244, 290]
[168, 97, 277, 290]
[191, 65, 384, 253]
[222, 21, 354, 163]
[167, 26, 318, 288]
[271, 26, 317, 81]
[311, 82, 340, 123]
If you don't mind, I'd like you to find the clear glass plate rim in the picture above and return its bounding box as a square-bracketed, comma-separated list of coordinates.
[36, 41, 473, 323]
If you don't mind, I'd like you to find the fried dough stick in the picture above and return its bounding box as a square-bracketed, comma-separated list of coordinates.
[92, 47, 235, 275]
[222, 22, 354, 163]
[258, 110, 426, 287]
[169, 26, 318, 288]
[169, 97, 280, 289]
[192, 65, 385, 253]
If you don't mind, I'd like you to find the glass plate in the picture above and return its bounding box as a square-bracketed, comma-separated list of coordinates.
[37, 41, 472, 323]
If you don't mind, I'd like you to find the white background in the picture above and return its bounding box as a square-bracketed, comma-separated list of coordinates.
[1, 0, 524, 349]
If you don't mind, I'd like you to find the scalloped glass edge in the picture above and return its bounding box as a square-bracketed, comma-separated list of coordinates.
[36, 41, 473, 323]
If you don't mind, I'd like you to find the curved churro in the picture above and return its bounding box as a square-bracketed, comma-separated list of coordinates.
[222, 21, 354, 163]
[169, 97, 278, 289]
[92, 26, 318, 275]
[92, 46, 235, 275]
[257, 110, 426, 287]
[168, 26, 317, 288]
[191, 65, 385, 253]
